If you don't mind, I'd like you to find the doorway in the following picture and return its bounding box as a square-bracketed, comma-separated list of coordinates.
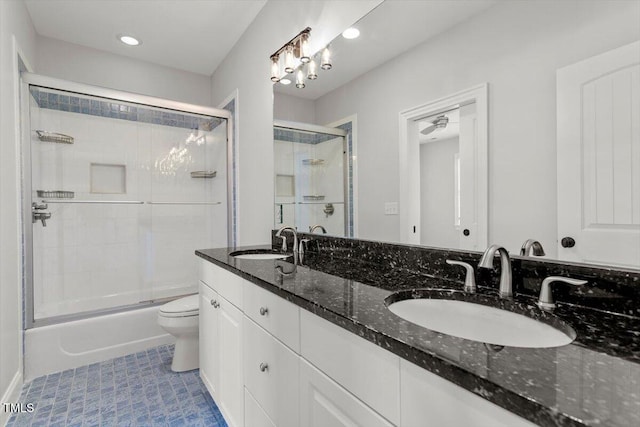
[399, 84, 488, 251]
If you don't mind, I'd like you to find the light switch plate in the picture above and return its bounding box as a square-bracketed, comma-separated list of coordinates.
[384, 202, 399, 215]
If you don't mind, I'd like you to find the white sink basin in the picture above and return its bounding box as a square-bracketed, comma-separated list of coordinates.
[230, 250, 289, 260]
[387, 292, 576, 348]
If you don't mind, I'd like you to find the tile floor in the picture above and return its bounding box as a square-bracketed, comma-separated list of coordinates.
[7, 345, 227, 427]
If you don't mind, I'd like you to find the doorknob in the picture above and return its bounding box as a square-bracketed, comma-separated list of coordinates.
[561, 237, 575, 248]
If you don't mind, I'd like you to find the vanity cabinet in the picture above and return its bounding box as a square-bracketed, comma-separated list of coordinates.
[199, 258, 534, 427]
[199, 271, 244, 427]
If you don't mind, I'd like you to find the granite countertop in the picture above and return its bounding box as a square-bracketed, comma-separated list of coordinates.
[196, 246, 640, 427]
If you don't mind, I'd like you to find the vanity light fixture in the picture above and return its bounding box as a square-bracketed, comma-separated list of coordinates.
[270, 27, 332, 89]
[342, 27, 360, 39]
[118, 34, 141, 46]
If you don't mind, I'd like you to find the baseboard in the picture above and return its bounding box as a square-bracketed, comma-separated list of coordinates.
[0, 370, 23, 427]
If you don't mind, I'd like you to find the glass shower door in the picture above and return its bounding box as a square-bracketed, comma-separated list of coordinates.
[26, 83, 228, 323]
[274, 124, 347, 236]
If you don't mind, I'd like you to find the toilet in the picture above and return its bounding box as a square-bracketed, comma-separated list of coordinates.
[157, 294, 200, 372]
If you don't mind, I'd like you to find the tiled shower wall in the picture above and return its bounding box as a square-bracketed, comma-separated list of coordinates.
[29, 89, 228, 319]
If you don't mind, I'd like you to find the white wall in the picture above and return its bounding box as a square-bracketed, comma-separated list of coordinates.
[0, 0, 37, 421]
[274, 92, 316, 123]
[313, 0, 640, 254]
[36, 36, 213, 106]
[210, 0, 382, 246]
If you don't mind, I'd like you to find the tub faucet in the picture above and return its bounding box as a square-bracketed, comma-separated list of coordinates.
[275, 226, 298, 253]
[478, 245, 513, 299]
[520, 239, 545, 257]
[309, 224, 327, 234]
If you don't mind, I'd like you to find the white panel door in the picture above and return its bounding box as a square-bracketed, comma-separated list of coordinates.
[218, 296, 244, 427]
[557, 41, 640, 268]
[299, 358, 394, 427]
[199, 282, 220, 399]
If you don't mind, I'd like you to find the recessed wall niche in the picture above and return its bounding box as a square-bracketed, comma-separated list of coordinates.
[90, 163, 126, 194]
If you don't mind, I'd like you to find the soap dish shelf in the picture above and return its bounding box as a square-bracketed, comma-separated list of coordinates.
[190, 171, 217, 179]
[35, 130, 74, 144]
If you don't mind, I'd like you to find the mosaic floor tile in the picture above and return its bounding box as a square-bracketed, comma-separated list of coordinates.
[7, 345, 226, 427]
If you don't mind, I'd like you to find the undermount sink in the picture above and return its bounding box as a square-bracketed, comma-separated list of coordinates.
[386, 289, 576, 348]
[229, 249, 290, 260]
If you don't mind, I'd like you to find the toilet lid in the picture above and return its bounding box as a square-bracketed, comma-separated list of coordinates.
[159, 295, 199, 315]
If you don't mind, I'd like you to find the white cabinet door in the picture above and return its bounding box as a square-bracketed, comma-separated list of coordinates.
[199, 280, 244, 427]
[557, 41, 640, 268]
[199, 281, 219, 400]
[218, 296, 244, 427]
[244, 388, 276, 427]
[299, 358, 394, 427]
[400, 360, 535, 427]
[244, 316, 300, 427]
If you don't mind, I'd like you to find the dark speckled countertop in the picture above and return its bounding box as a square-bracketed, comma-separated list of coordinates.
[196, 243, 640, 427]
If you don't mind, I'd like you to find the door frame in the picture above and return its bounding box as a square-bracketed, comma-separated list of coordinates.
[398, 83, 488, 249]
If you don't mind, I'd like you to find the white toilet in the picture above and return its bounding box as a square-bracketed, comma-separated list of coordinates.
[157, 294, 200, 372]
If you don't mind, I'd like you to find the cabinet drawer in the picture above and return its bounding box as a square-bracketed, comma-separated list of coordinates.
[243, 281, 300, 352]
[199, 259, 243, 309]
[400, 360, 536, 427]
[244, 388, 276, 427]
[244, 317, 299, 427]
[300, 310, 400, 425]
[300, 358, 394, 427]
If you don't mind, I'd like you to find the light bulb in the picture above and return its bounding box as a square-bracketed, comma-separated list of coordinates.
[300, 33, 310, 63]
[270, 56, 280, 82]
[307, 60, 318, 80]
[284, 44, 295, 74]
[321, 47, 332, 70]
[296, 70, 306, 89]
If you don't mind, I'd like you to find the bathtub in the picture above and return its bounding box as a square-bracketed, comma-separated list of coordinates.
[24, 306, 174, 381]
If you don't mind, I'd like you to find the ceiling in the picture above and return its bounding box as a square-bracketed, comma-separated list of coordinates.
[24, 0, 267, 76]
[275, 0, 497, 100]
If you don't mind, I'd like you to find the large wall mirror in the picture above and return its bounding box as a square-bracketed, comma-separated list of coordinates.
[272, 0, 640, 270]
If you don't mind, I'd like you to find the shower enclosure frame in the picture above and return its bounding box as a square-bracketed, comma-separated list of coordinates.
[273, 119, 350, 236]
[20, 73, 234, 329]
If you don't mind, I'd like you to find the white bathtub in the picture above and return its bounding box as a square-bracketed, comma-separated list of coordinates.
[24, 306, 174, 381]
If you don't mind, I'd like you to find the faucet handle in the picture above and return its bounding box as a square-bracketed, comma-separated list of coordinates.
[538, 276, 588, 311]
[446, 260, 476, 293]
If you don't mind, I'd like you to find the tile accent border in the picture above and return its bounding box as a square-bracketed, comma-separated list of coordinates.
[29, 86, 225, 131]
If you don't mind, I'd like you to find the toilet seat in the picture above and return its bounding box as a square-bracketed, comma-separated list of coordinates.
[159, 294, 199, 318]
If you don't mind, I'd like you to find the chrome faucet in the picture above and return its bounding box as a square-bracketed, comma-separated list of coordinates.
[478, 245, 513, 299]
[537, 276, 587, 311]
[309, 224, 327, 234]
[520, 239, 545, 257]
[275, 226, 298, 254]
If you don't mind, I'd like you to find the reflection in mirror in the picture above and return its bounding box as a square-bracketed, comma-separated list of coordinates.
[273, 0, 640, 269]
[273, 121, 351, 237]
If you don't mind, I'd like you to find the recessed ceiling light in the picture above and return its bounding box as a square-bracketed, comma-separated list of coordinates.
[118, 35, 141, 46]
[280, 78, 292, 85]
[342, 27, 360, 39]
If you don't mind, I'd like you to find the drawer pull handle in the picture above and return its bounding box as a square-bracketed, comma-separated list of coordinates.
[259, 363, 269, 372]
[259, 307, 269, 316]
